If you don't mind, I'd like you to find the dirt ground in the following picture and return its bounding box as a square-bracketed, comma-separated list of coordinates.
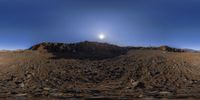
[0, 42, 199, 99]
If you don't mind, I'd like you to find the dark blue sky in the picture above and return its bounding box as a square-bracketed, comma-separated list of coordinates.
[1, 0, 200, 50]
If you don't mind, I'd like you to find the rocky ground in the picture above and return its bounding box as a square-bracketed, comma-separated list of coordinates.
[0, 41, 199, 99]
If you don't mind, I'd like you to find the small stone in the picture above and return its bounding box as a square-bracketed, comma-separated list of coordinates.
[126, 87, 131, 89]
[15, 93, 27, 97]
[50, 93, 64, 97]
[43, 87, 51, 91]
[27, 74, 32, 78]
[20, 83, 25, 88]
[42, 91, 49, 96]
[159, 91, 172, 96]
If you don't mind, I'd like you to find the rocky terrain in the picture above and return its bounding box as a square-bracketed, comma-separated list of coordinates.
[0, 41, 199, 99]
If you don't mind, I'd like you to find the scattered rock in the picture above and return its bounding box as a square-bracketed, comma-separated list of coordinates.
[0, 41, 198, 99]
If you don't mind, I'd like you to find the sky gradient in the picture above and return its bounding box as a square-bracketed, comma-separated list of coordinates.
[0, 0, 200, 50]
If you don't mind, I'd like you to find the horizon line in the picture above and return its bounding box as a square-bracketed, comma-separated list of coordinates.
[0, 41, 199, 51]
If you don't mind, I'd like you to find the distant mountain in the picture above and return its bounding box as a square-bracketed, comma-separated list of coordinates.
[183, 48, 200, 53]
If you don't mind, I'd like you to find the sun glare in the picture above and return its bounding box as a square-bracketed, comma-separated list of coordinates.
[99, 33, 105, 40]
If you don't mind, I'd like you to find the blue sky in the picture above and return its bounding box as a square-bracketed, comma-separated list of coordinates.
[0, 0, 200, 50]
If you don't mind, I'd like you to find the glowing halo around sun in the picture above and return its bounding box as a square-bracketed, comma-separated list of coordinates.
[98, 33, 106, 40]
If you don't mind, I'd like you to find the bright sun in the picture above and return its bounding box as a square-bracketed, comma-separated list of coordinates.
[99, 33, 105, 40]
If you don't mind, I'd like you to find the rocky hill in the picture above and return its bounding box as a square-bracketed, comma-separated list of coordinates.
[29, 41, 128, 60]
[29, 41, 185, 60]
[0, 41, 198, 99]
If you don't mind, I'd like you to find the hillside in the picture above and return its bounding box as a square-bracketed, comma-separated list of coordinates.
[0, 41, 199, 99]
[29, 41, 128, 60]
